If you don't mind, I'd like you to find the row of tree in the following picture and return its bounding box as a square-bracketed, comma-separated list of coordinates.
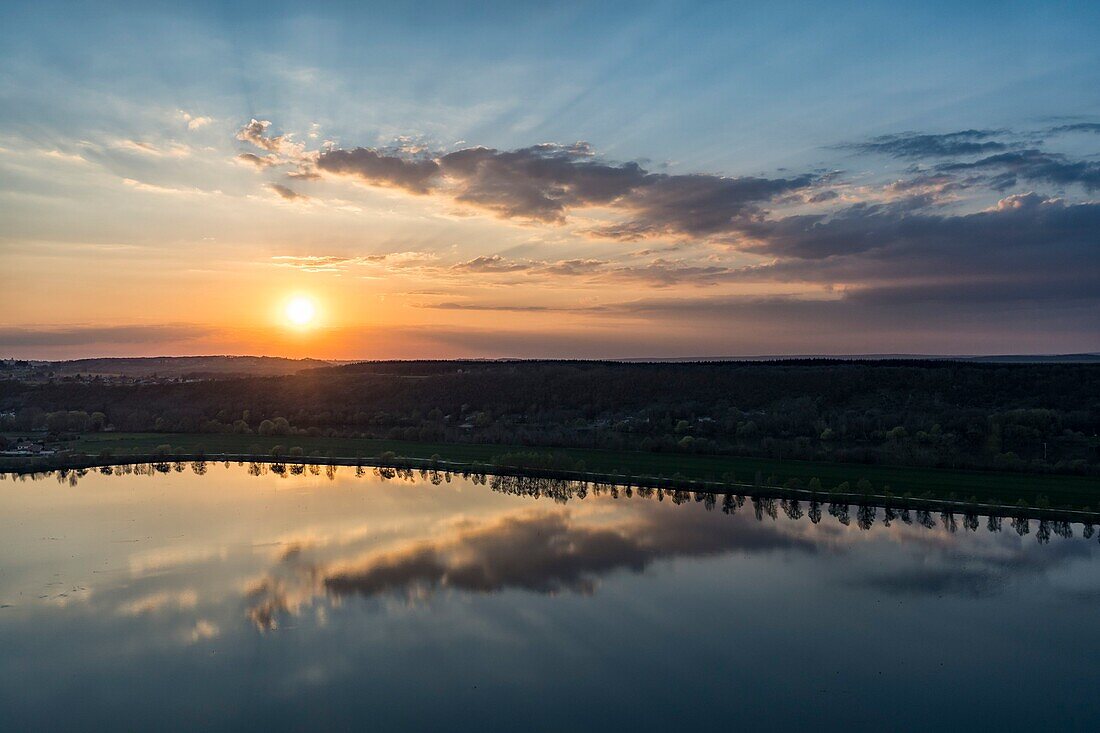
[2, 360, 1098, 474]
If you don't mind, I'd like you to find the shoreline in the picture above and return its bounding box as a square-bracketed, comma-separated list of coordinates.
[6, 451, 1099, 525]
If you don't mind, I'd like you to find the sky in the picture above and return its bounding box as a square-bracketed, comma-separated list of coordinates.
[1, 0, 1098, 359]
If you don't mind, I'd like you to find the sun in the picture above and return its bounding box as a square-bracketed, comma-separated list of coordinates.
[285, 296, 317, 326]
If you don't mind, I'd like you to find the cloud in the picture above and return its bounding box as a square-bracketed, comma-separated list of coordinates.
[122, 178, 211, 196]
[741, 194, 1100, 267]
[272, 255, 362, 272]
[441, 256, 749, 286]
[1047, 122, 1100, 135]
[316, 147, 440, 194]
[540, 258, 608, 276]
[313, 185, 1098, 296]
[232, 122, 1100, 352]
[436, 144, 815, 236]
[269, 183, 308, 201]
[270, 251, 435, 274]
[0, 324, 212, 348]
[593, 171, 816, 239]
[449, 254, 532, 273]
[846, 129, 1007, 158]
[237, 119, 282, 152]
[259, 134, 818, 237]
[436, 143, 646, 221]
[237, 152, 275, 168]
[422, 302, 573, 313]
[180, 111, 213, 130]
[235, 118, 308, 161]
[938, 149, 1100, 191]
[114, 139, 191, 158]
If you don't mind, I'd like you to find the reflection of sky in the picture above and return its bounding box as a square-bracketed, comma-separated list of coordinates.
[1, 464, 1098, 730]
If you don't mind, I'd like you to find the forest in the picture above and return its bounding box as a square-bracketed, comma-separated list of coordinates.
[2, 359, 1099, 476]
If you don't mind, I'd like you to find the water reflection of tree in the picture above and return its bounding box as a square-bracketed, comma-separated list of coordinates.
[7, 462, 1100, 546]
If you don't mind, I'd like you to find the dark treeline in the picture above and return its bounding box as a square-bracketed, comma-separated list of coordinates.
[2, 360, 1099, 475]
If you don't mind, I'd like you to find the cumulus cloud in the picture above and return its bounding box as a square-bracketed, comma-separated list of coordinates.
[235, 118, 308, 160]
[436, 143, 646, 221]
[237, 119, 281, 152]
[180, 111, 213, 130]
[316, 147, 440, 194]
[432, 144, 815, 236]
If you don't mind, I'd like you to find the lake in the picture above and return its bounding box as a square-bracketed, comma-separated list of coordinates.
[2, 462, 1098, 731]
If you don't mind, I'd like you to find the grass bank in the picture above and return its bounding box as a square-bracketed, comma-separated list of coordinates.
[4, 431, 1098, 510]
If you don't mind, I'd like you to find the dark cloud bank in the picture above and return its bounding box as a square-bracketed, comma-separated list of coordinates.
[314, 140, 816, 238]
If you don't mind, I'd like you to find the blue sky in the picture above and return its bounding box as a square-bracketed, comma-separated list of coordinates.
[1, 1, 1098, 358]
[6, 1, 1099, 168]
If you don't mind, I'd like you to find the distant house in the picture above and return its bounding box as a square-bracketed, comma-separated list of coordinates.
[3, 441, 53, 456]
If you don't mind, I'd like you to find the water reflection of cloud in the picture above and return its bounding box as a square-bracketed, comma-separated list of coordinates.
[187, 619, 219, 643]
[245, 505, 817, 629]
[128, 545, 228, 576]
[856, 532, 1095, 598]
[118, 589, 198, 616]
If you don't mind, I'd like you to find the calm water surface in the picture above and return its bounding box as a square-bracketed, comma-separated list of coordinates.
[1, 463, 1098, 731]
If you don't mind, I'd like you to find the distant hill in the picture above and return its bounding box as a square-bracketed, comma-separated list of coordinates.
[616, 353, 1100, 364]
[43, 356, 332, 378]
[961, 354, 1100, 364]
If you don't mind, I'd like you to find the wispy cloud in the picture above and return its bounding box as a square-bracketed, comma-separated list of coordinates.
[844, 129, 1008, 158]
[0, 324, 213, 347]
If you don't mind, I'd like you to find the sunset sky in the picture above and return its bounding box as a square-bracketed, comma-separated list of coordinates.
[1, 1, 1098, 359]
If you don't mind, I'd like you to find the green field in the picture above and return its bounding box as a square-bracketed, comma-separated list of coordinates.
[6, 431, 1097, 510]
